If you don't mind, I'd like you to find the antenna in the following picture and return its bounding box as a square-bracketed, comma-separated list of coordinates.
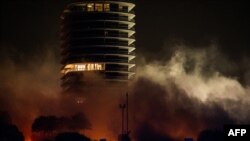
[119, 103, 126, 135]
[126, 92, 129, 135]
[118, 92, 131, 141]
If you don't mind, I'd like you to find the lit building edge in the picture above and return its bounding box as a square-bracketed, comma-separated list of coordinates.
[60, 0, 136, 92]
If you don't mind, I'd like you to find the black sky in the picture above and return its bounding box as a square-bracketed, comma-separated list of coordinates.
[1, 1, 250, 139]
[1, 0, 250, 67]
[135, 0, 250, 60]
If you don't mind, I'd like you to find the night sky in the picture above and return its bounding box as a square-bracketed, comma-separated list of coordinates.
[136, 0, 249, 60]
[1, 0, 250, 140]
[1, 0, 250, 85]
[1, 0, 250, 61]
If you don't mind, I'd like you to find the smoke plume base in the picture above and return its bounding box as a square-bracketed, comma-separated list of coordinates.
[1, 43, 250, 141]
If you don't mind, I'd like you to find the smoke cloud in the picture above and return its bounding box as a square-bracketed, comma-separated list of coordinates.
[0, 44, 127, 141]
[0, 45, 63, 140]
[130, 44, 250, 140]
[0, 42, 250, 141]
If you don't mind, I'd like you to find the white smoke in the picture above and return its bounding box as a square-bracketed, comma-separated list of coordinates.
[1, 42, 250, 141]
[136, 44, 250, 123]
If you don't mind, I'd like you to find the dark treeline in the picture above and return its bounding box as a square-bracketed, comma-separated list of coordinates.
[55, 132, 91, 141]
[32, 112, 91, 133]
[0, 111, 24, 141]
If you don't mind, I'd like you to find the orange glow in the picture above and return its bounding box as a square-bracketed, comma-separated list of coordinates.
[23, 129, 32, 141]
[161, 119, 205, 141]
[25, 137, 32, 141]
[62, 63, 105, 74]
[85, 130, 116, 141]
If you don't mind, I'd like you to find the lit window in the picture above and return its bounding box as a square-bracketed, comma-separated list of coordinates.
[104, 31, 108, 36]
[87, 3, 94, 11]
[62, 63, 105, 74]
[95, 3, 103, 12]
[82, 4, 86, 11]
[119, 5, 123, 11]
[104, 3, 110, 11]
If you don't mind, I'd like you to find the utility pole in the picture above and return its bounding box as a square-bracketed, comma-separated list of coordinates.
[126, 92, 129, 135]
[118, 92, 131, 141]
[119, 103, 126, 135]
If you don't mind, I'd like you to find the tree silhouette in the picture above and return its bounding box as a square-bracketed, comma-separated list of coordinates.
[32, 116, 58, 133]
[67, 113, 91, 131]
[0, 111, 24, 141]
[197, 129, 223, 141]
[55, 132, 91, 141]
[32, 113, 91, 134]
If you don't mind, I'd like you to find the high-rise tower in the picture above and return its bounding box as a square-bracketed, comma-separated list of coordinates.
[60, 0, 136, 93]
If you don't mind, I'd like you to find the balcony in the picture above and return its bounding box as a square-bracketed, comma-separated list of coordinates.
[65, 14, 135, 23]
[61, 24, 135, 31]
[69, 34, 133, 39]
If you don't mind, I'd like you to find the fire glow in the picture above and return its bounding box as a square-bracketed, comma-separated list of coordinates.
[1, 45, 250, 141]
